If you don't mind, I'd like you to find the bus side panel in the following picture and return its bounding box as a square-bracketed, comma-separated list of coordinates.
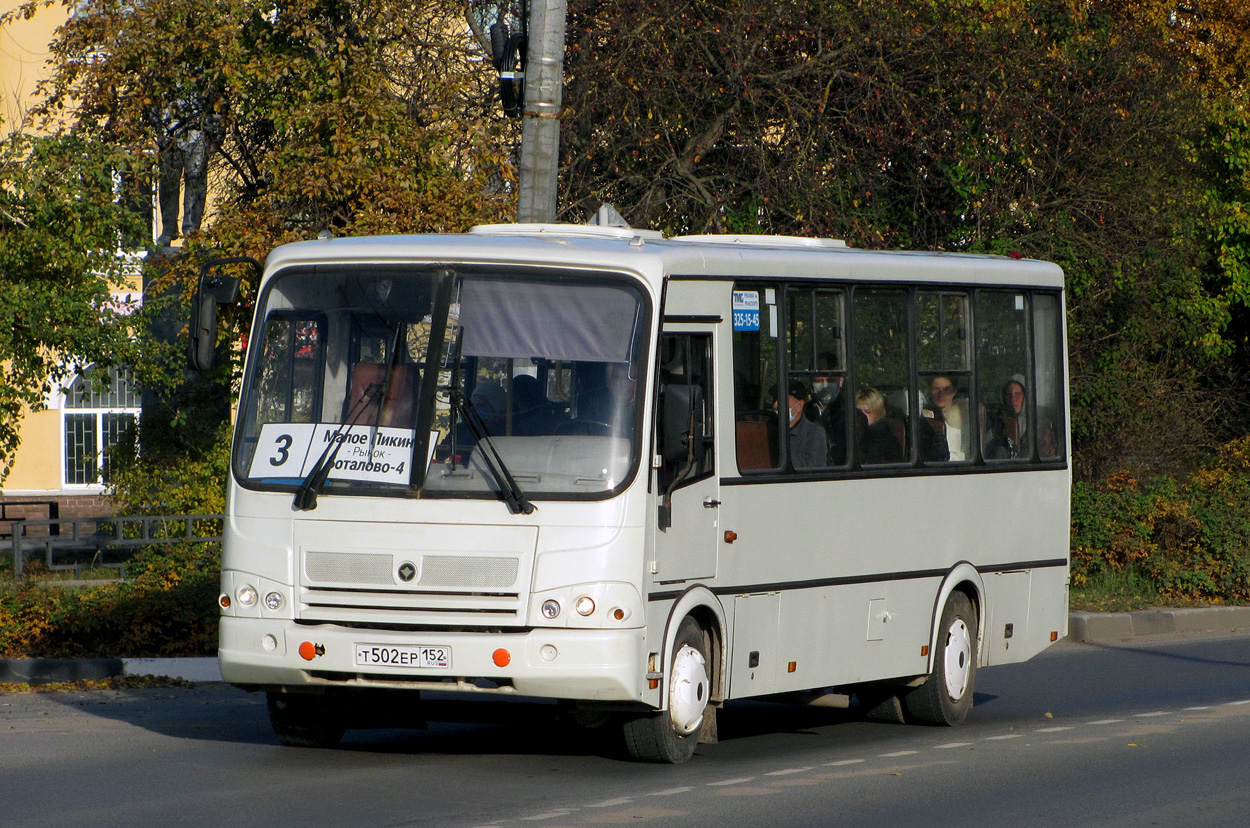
[714, 469, 1068, 694]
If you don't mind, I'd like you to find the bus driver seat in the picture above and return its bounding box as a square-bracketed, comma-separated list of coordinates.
[346, 362, 417, 428]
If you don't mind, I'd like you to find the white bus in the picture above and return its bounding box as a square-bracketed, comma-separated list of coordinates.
[212, 224, 1070, 762]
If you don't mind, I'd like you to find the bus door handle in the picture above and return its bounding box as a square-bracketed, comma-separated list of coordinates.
[703, 498, 721, 509]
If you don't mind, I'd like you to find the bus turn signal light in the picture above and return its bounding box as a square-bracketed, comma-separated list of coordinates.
[493, 648, 511, 668]
[298, 641, 319, 661]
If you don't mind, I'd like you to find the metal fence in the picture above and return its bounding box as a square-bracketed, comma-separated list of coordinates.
[5, 515, 225, 581]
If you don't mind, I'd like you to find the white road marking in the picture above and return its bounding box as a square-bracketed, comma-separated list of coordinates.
[520, 813, 573, 822]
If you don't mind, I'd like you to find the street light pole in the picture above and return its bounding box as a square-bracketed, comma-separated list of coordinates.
[516, 0, 565, 223]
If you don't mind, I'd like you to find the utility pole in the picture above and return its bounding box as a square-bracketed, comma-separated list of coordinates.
[515, 0, 566, 223]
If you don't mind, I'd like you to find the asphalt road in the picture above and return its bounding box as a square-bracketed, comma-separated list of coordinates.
[3, 632, 1250, 828]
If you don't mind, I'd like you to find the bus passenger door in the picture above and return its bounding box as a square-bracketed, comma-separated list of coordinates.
[652, 332, 718, 582]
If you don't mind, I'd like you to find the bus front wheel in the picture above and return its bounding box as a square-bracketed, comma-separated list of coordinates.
[905, 591, 977, 726]
[267, 691, 346, 748]
[622, 617, 709, 763]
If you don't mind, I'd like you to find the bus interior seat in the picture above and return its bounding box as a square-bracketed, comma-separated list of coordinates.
[736, 411, 778, 471]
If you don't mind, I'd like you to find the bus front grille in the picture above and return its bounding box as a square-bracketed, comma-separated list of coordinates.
[297, 586, 523, 625]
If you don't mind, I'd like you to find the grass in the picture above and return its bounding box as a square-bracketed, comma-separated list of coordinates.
[1069, 567, 1225, 613]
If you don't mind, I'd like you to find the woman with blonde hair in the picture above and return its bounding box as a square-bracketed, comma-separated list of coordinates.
[855, 386, 903, 464]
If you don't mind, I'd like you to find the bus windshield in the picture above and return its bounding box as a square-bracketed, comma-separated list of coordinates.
[233, 265, 650, 502]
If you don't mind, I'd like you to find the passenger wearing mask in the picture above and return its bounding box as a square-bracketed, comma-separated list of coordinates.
[777, 379, 827, 469]
[812, 351, 848, 464]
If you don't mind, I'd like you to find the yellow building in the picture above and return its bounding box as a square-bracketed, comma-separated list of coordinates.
[3, 4, 148, 522]
[1, 1, 61, 132]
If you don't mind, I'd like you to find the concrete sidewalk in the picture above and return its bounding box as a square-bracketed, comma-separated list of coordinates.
[2, 607, 1248, 686]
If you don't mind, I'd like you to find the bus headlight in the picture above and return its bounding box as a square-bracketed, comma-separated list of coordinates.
[575, 596, 596, 616]
[541, 600, 561, 619]
[237, 585, 257, 606]
[264, 591, 284, 611]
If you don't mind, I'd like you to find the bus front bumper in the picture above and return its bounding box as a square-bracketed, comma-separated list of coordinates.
[218, 616, 648, 703]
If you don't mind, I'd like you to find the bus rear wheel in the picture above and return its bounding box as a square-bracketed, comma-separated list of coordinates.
[267, 691, 346, 748]
[622, 617, 709, 763]
[904, 591, 977, 726]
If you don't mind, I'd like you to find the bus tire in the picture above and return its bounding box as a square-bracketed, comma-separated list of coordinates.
[905, 591, 977, 726]
[622, 617, 709, 763]
[267, 691, 346, 748]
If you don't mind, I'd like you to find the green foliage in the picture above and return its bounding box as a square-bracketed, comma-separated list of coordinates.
[0, 542, 220, 658]
[0, 129, 145, 484]
[1071, 438, 1250, 604]
[563, 0, 1250, 480]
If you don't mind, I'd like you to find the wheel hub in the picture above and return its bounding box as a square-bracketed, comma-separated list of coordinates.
[943, 618, 972, 700]
[668, 644, 709, 736]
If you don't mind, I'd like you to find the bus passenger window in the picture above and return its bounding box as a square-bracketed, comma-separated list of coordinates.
[1032, 293, 1064, 460]
[852, 289, 911, 465]
[917, 292, 972, 463]
[786, 288, 848, 467]
[976, 291, 1035, 461]
[733, 284, 781, 472]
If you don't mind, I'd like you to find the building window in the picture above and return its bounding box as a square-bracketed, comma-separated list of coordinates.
[63, 365, 141, 486]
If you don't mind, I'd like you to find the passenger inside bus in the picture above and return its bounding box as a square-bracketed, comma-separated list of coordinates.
[983, 374, 1056, 460]
[777, 379, 827, 469]
[812, 351, 849, 465]
[855, 386, 904, 464]
[921, 375, 969, 462]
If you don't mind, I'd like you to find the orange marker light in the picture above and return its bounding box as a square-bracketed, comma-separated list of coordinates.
[493, 648, 511, 668]
[1051, 631, 1059, 642]
[787, 661, 797, 673]
[298, 641, 318, 661]
[724, 530, 738, 543]
[218, 594, 231, 609]
[921, 645, 930, 657]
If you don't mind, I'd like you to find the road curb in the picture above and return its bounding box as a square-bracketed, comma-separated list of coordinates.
[1067, 606, 1250, 643]
[0, 657, 221, 685]
[3, 607, 1249, 684]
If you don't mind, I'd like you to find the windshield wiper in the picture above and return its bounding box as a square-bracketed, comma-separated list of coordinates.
[294, 316, 408, 511]
[292, 380, 384, 511]
[445, 387, 535, 516]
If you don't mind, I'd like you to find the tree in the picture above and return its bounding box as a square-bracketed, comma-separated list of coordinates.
[0, 128, 145, 484]
[561, 0, 1243, 478]
[1, 0, 517, 485]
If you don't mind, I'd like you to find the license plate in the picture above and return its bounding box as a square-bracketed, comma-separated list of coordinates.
[354, 643, 451, 669]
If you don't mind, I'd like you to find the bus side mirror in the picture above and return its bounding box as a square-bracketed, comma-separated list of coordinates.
[189, 258, 254, 371]
[190, 291, 219, 372]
